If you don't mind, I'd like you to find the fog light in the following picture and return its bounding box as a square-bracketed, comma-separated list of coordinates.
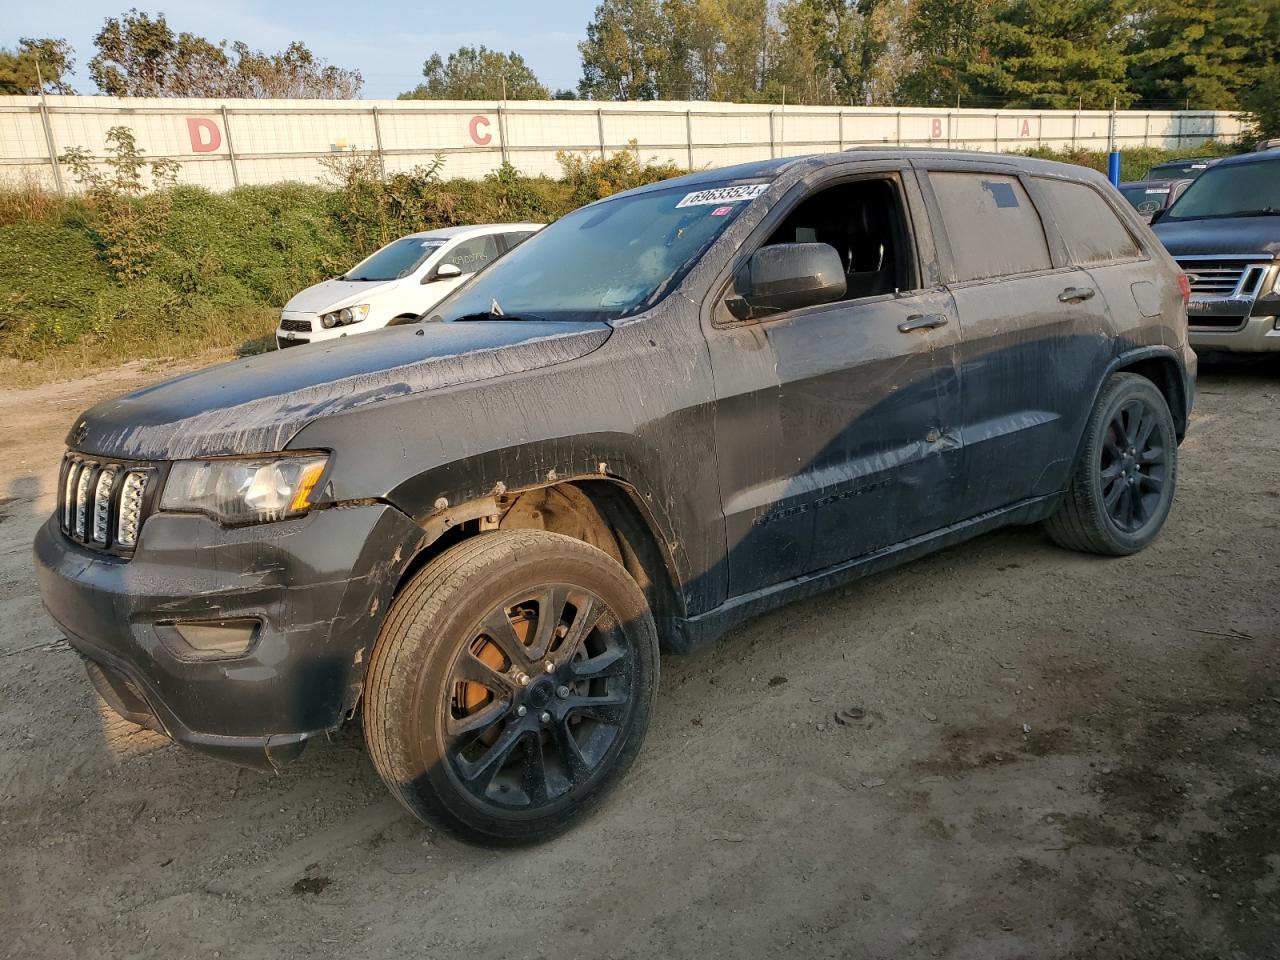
[158, 618, 260, 660]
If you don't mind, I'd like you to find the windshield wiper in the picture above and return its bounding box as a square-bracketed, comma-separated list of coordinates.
[452, 311, 548, 322]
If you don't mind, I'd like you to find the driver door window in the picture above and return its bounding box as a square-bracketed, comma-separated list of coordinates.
[439, 235, 500, 276]
[749, 176, 918, 303]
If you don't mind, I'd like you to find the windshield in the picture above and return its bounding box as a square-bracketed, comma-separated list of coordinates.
[344, 237, 443, 281]
[1148, 160, 1213, 178]
[1164, 161, 1280, 221]
[1119, 184, 1169, 216]
[434, 182, 765, 322]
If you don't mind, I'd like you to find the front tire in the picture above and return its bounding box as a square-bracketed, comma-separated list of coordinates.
[1045, 372, 1178, 556]
[363, 530, 659, 845]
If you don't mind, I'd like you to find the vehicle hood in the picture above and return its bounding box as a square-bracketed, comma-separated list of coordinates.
[1152, 216, 1280, 258]
[282, 278, 400, 314]
[69, 321, 612, 461]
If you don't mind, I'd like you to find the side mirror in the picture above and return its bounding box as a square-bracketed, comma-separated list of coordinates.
[425, 262, 462, 284]
[726, 242, 847, 321]
[1148, 207, 1166, 225]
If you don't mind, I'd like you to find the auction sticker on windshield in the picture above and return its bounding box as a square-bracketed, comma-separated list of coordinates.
[676, 184, 769, 208]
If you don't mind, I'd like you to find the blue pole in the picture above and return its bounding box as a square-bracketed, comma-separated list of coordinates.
[1108, 150, 1122, 186]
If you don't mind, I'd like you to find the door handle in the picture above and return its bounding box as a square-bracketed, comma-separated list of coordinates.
[1058, 286, 1096, 303]
[898, 313, 949, 333]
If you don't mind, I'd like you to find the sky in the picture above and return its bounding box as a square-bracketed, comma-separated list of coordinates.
[0, 0, 599, 98]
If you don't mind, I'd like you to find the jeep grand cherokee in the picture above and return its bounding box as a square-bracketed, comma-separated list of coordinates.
[35, 151, 1195, 845]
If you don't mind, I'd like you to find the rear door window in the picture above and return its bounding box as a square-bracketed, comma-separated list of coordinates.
[1034, 177, 1142, 266]
[927, 172, 1052, 281]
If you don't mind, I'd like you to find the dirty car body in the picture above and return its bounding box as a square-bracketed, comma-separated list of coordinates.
[35, 150, 1194, 839]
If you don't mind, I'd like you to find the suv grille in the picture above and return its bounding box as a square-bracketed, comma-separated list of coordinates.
[1174, 257, 1270, 297]
[58, 454, 158, 556]
[280, 317, 312, 332]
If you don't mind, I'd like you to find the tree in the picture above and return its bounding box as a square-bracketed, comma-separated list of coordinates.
[772, 0, 890, 105]
[88, 8, 362, 98]
[578, 0, 670, 99]
[1239, 64, 1280, 140]
[896, 0, 991, 105]
[229, 41, 363, 99]
[716, 0, 773, 100]
[1127, 0, 1276, 109]
[399, 45, 549, 100]
[959, 0, 1136, 109]
[577, 0, 783, 102]
[0, 37, 76, 94]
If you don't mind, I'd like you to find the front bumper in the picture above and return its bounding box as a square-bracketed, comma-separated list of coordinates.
[275, 312, 380, 349]
[1188, 312, 1280, 353]
[1185, 276, 1280, 353]
[33, 503, 420, 770]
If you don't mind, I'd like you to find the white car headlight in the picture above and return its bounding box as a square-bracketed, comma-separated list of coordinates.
[160, 455, 328, 525]
[320, 304, 370, 329]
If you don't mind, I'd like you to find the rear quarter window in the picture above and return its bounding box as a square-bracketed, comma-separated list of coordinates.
[928, 172, 1052, 282]
[503, 231, 536, 249]
[1034, 177, 1142, 266]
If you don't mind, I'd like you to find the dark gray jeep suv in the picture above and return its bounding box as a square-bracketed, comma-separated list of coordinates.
[35, 151, 1195, 844]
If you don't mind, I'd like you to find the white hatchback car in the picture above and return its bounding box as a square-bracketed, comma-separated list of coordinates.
[275, 223, 543, 348]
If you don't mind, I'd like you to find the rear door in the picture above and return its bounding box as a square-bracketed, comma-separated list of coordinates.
[703, 165, 964, 596]
[918, 164, 1112, 516]
[1029, 174, 1163, 346]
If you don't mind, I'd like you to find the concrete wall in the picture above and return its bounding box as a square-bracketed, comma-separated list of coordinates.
[0, 95, 1246, 193]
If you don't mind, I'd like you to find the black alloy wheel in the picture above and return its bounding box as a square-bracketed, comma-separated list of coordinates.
[364, 530, 658, 845]
[1045, 371, 1178, 556]
[441, 584, 637, 811]
[1098, 396, 1171, 533]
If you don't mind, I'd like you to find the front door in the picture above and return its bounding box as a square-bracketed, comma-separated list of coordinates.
[704, 170, 964, 597]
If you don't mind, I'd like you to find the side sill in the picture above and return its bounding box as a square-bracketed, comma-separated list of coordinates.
[664, 493, 1060, 654]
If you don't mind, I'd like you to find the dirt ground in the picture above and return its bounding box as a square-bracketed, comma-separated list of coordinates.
[1, 356, 1277, 960]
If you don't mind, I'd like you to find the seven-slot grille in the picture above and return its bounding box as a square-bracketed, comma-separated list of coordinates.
[280, 317, 312, 332]
[1174, 256, 1270, 297]
[59, 454, 153, 554]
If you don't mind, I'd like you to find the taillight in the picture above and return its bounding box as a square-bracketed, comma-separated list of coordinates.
[1177, 273, 1191, 303]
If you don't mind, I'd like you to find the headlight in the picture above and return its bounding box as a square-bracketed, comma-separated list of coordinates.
[160, 455, 328, 525]
[320, 304, 370, 328]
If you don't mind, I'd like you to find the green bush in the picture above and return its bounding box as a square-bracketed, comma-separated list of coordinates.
[1020, 141, 1245, 183]
[556, 140, 685, 206]
[0, 140, 1249, 377]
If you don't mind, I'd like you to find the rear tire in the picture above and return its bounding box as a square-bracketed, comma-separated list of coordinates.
[363, 530, 658, 846]
[1045, 372, 1178, 556]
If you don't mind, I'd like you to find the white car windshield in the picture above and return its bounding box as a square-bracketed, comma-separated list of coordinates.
[345, 238, 445, 281]
[435, 182, 763, 322]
